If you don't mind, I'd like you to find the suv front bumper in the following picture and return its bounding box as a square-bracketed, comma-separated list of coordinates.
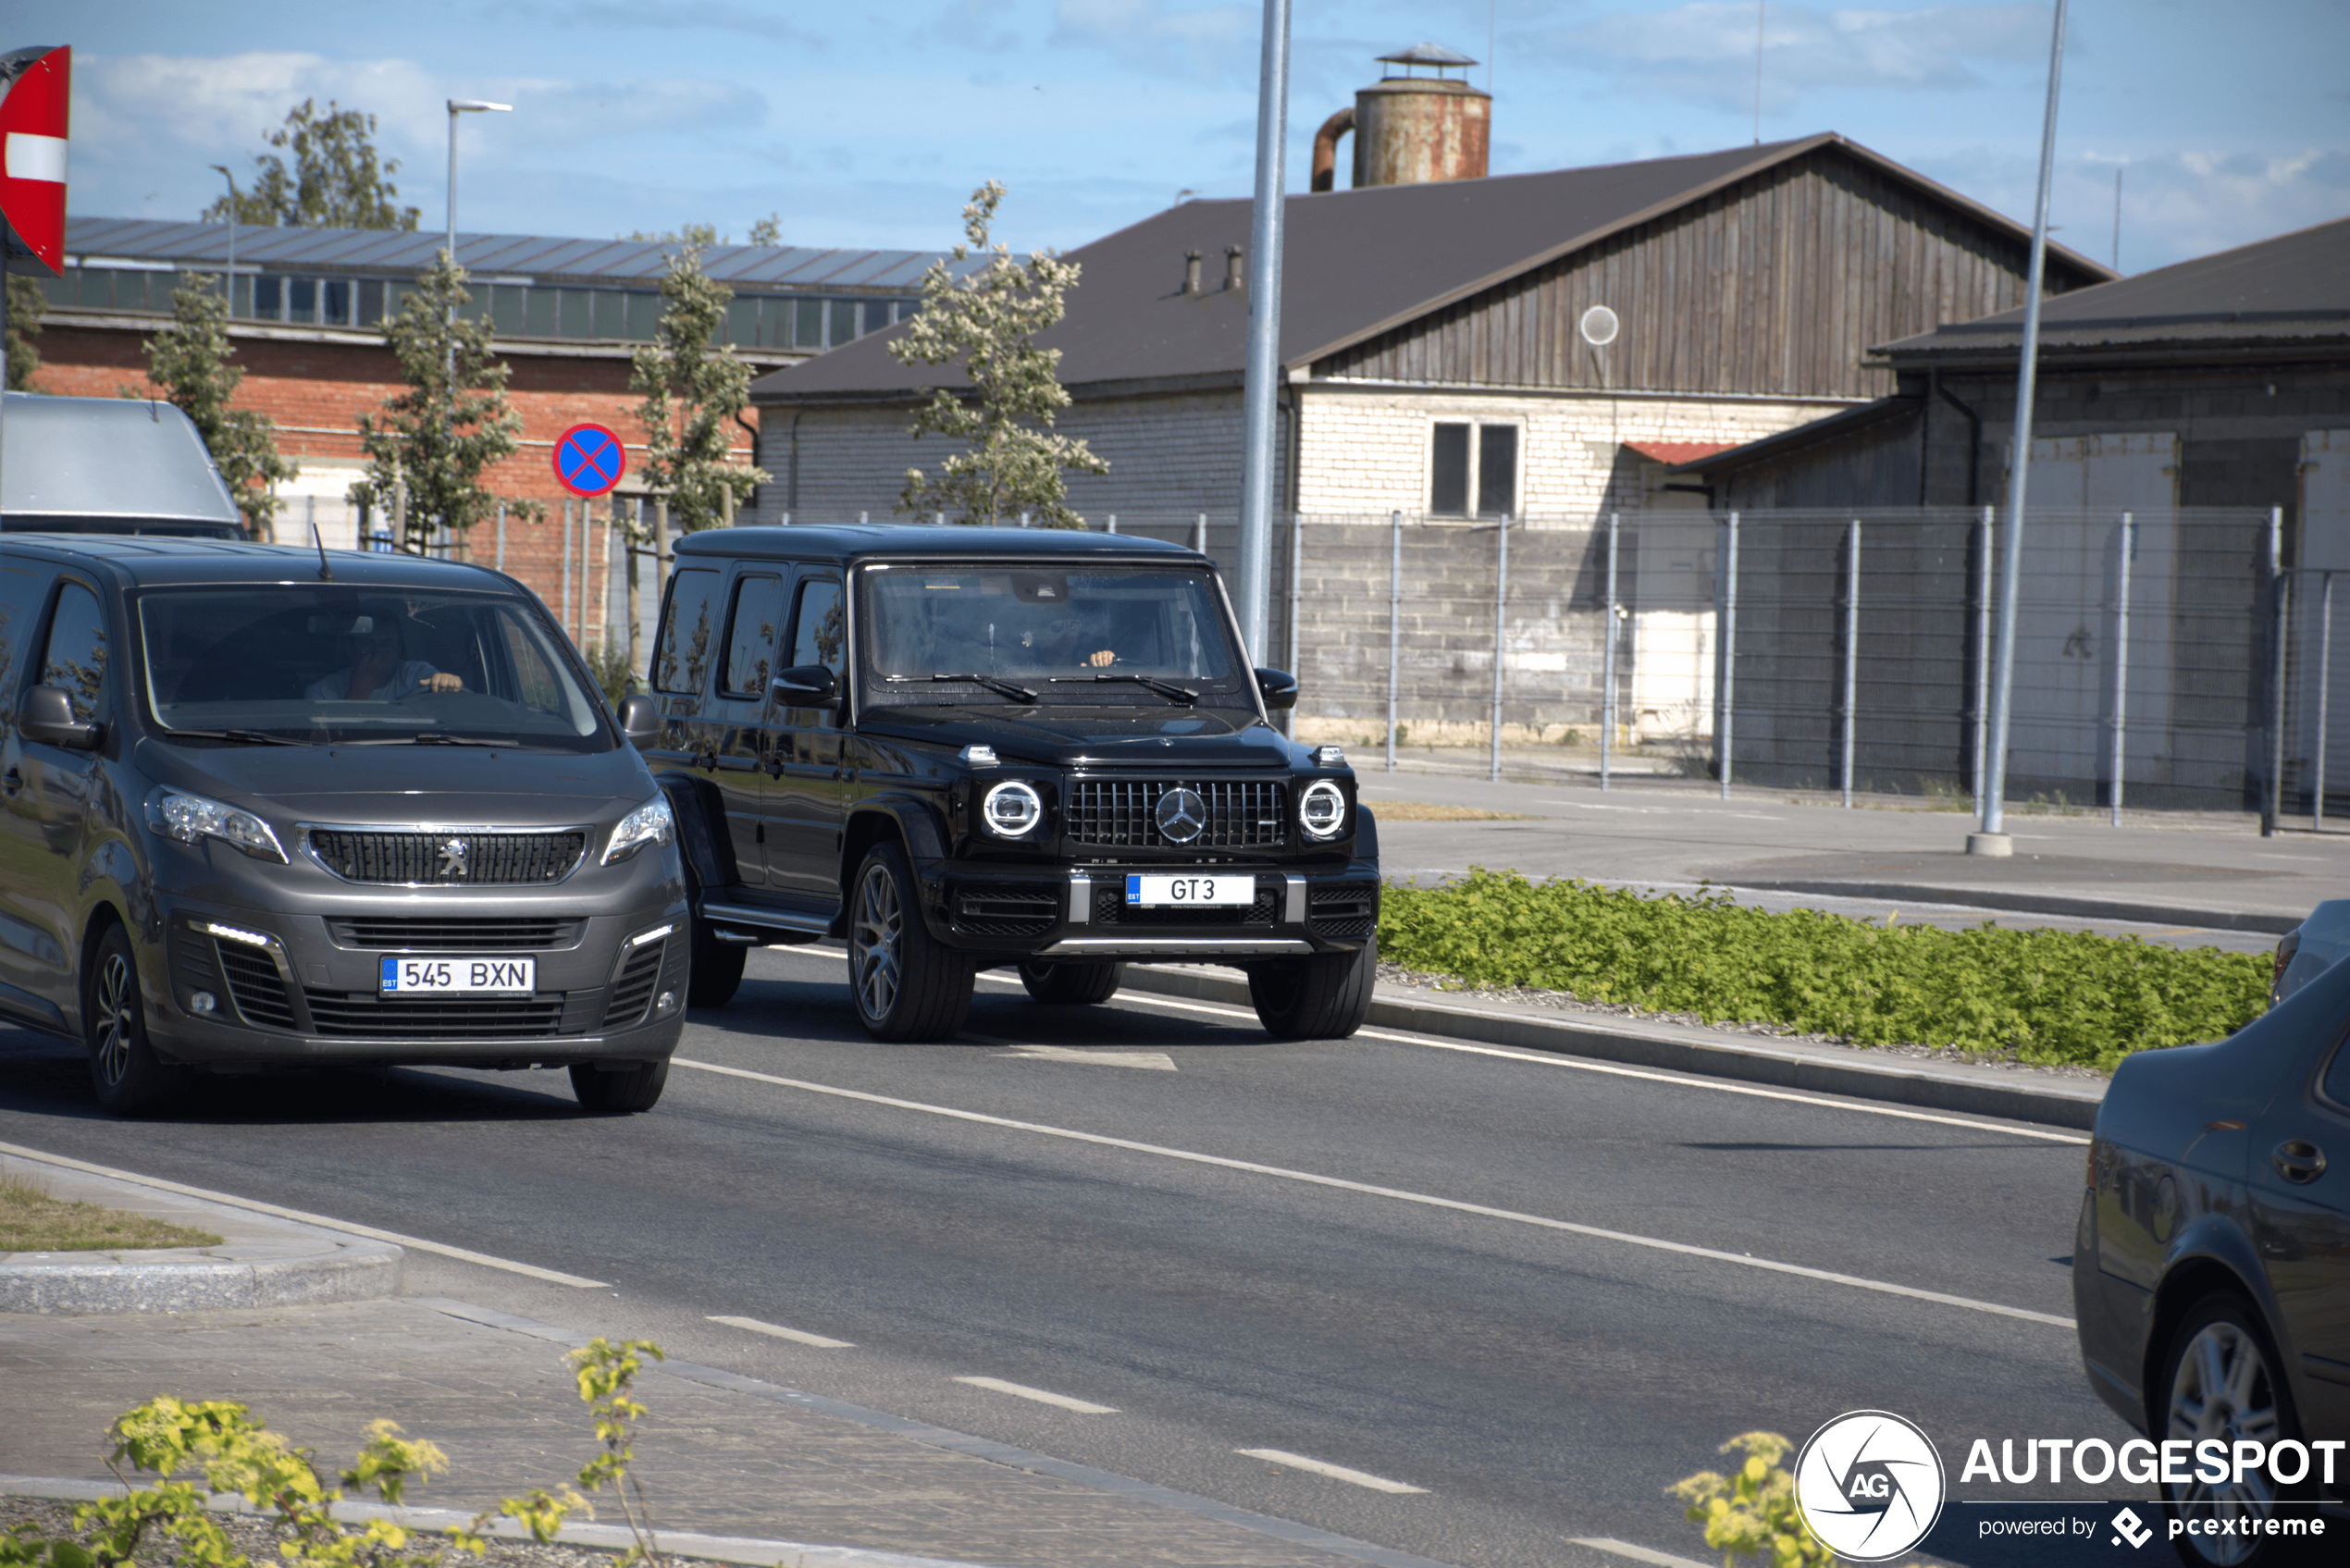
[922, 863, 1379, 962]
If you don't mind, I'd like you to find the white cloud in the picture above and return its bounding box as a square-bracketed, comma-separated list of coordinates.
[1051, 0, 1255, 81]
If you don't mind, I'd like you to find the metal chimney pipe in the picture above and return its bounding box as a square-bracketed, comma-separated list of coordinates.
[1310, 106, 1354, 192]
[1225, 244, 1246, 291]
[1182, 250, 1202, 295]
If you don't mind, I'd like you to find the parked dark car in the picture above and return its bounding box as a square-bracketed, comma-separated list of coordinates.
[641, 524, 1379, 1043]
[1, 392, 246, 537]
[2271, 900, 2350, 1008]
[0, 535, 686, 1115]
[2075, 952, 2350, 1562]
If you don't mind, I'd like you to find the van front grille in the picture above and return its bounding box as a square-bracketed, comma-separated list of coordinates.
[216, 942, 297, 1030]
[604, 945, 663, 1028]
[305, 830, 587, 886]
[302, 991, 567, 1039]
[328, 917, 580, 950]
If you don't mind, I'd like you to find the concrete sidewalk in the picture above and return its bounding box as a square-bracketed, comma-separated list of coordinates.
[0, 1154, 1444, 1568]
[1352, 765, 2340, 942]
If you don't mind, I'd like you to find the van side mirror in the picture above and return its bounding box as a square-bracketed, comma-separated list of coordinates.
[1255, 667, 1298, 711]
[771, 664, 840, 709]
[21, 685, 104, 750]
[616, 693, 662, 747]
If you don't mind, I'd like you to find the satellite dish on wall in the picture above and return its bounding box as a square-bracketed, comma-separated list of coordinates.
[1579, 305, 1620, 347]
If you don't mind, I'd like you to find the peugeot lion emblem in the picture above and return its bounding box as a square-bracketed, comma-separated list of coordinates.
[1155, 787, 1208, 844]
[437, 837, 470, 880]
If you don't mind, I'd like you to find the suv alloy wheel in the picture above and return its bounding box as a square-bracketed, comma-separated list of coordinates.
[849, 842, 973, 1042]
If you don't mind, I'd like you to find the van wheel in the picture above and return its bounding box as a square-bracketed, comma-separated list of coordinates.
[87, 925, 179, 1116]
[848, 842, 971, 1042]
[2158, 1290, 2303, 1566]
[1247, 937, 1377, 1041]
[570, 1059, 669, 1114]
[685, 861, 744, 1008]
[1018, 960, 1123, 1005]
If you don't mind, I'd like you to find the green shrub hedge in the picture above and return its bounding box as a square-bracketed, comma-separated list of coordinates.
[1378, 870, 2270, 1072]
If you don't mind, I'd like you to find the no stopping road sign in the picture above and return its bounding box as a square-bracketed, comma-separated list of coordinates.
[553, 422, 627, 498]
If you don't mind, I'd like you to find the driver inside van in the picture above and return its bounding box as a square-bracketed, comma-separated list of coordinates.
[304, 613, 463, 700]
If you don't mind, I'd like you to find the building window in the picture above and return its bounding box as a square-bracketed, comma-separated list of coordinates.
[793, 298, 825, 350]
[288, 277, 317, 324]
[253, 275, 283, 320]
[1429, 421, 1521, 518]
[524, 287, 555, 337]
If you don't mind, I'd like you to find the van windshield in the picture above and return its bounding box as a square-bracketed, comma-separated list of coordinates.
[138, 586, 609, 749]
[860, 565, 1248, 708]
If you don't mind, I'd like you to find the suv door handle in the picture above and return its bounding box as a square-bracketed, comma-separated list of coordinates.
[2, 767, 19, 796]
[2273, 1140, 2329, 1185]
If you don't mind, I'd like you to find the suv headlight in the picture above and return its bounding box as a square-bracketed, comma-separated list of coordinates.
[603, 796, 675, 865]
[1298, 780, 1347, 840]
[982, 780, 1044, 838]
[145, 787, 287, 862]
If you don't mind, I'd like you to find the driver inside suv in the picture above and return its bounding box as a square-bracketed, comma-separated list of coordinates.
[303, 609, 464, 700]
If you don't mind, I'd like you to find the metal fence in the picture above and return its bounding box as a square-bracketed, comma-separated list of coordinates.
[680, 504, 2297, 817]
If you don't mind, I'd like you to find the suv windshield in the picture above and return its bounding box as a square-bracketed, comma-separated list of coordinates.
[139, 586, 609, 749]
[860, 564, 1247, 708]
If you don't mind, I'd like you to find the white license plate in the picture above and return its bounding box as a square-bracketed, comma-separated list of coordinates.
[379, 956, 536, 994]
[1125, 874, 1255, 907]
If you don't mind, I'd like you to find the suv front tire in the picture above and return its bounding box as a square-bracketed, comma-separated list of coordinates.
[849, 842, 973, 1042]
[1248, 937, 1378, 1041]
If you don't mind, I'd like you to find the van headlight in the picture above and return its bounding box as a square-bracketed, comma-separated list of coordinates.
[1298, 780, 1347, 840]
[145, 787, 287, 862]
[603, 796, 675, 864]
[982, 780, 1044, 837]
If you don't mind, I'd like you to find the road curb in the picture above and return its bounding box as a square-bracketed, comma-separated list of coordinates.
[1119, 967, 2104, 1130]
[0, 1477, 1000, 1568]
[1732, 879, 2299, 935]
[0, 1153, 402, 1315]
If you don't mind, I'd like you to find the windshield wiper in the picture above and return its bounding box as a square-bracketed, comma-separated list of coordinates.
[159, 727, 309, 747]
[1048, 673, 1199, 705]
[895, 673, 1039, 703]
[411, 732, 513, 747]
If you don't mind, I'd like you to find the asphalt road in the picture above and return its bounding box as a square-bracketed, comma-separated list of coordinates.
[0, 945, 2133, 1568]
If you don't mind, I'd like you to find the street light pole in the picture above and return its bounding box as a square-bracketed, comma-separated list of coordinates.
[441, 99, 511, 555]
[1234, 0, 1292, 664]
[209, 165, 237, 317]
[1971, 0, 2068, 857]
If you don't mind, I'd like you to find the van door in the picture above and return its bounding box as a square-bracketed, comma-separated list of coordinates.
[6, 577, 112, 1019]
[711, 569, 787, 888]
[0, 555, 63, 1028]
[767, 574, 847, 904]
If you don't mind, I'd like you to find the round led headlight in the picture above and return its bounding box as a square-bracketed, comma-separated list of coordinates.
[1298, 779, 1347, 840]
[982, 780, 1044, 837]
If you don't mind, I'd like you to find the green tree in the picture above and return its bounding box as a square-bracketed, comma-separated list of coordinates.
[202, 99, 419, 229]
[5, 273, 43, 389]
[351, 254, 540, 552]
[623, 223, 722, 245]
[746, 213, 782, 246]
[890, 180, 1106, 527]
[133, 280, 297, 535]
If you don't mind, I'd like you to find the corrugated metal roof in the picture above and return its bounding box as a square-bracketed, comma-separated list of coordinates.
[63, 215, 966, 293]
[1877, 214, 2350, 359]
[752, 132, 2114, 403]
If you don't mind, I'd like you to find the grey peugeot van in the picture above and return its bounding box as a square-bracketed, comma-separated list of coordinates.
[0, 535, 686, 1115]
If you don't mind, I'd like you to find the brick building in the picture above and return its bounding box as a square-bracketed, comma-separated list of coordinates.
[24, 215, 953, 655]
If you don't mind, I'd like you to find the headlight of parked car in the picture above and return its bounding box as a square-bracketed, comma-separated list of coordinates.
[1298, 779, 1347, 840]
[603, 796, 676, 865]
[982, 780, 1044, 838]
[144, 786, 288, 862]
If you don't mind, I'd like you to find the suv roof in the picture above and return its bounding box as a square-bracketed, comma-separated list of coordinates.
[674, 524, 1202, 565]
[2, 535, 520, 591]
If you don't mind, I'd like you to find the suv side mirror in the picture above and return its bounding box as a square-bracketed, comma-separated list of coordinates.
[1255, 667, 1298, 711]
[771, 664, 841, 709]
[616, 693, 662, 747]
[21, 685, 104, 750]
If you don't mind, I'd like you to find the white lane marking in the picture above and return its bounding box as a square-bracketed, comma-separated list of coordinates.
[1571, 1537, 1714, 1568]
[996, 1043, 1177, 1070]
[954, 1376, 1119, 1413]
[669, 1060, 2075, 1328]
[971, 976, 2094, 1148]
[0, 1139, 610, 1288]
[707, 1315, 855, 1349]
[1237, 1448, 1427, 1494]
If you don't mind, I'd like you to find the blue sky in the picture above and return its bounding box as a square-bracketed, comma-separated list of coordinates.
[31, 0, 2350, 274]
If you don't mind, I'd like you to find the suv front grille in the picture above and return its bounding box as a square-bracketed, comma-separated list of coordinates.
[301, 990, 568, 1040]
[1095, 883, 1278, 927]
[306, 830, 587, 886]
[952, 884, 1059, 938]
[215, 942, 297, 1030]
[1067, 780, 1287, 849]
[1308, 886, 1379, 939]
[328, 917, 581, 950]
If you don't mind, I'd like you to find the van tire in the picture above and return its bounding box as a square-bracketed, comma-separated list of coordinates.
[848, 842, 971, 1042]
[570, 1059, 669, 1114]
[87, 924, 180, 1116]
[1247, 937, 1377, 1041]
[1018, 960, 1123, 1005]
[684, 858, 745, 1008]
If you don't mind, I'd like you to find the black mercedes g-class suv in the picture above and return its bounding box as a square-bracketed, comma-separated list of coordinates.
[645, 525, 1379, 1042]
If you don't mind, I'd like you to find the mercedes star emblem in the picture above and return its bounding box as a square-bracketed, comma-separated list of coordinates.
[1155, 787, 1208, 844]
[437, 836, 470, 880]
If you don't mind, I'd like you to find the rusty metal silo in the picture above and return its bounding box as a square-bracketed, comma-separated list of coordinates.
[1310, 43, 1490, 194]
